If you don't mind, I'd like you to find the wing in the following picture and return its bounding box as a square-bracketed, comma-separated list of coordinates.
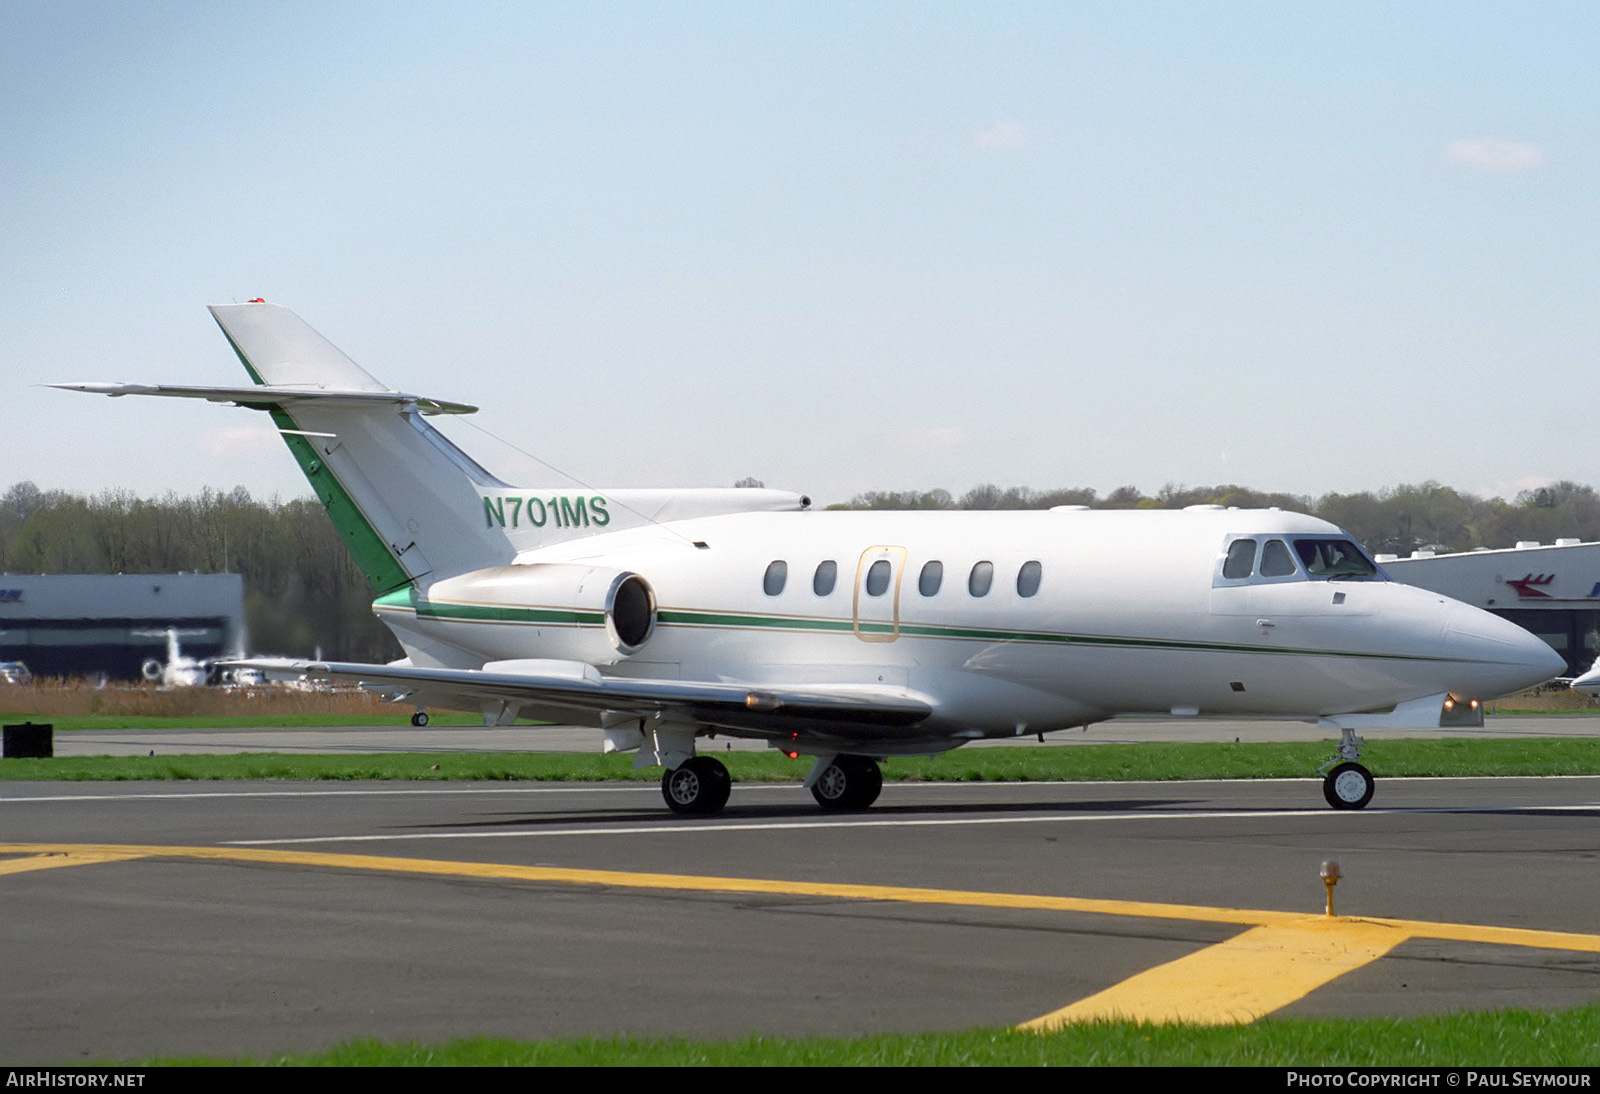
[226, 657, 934, 741]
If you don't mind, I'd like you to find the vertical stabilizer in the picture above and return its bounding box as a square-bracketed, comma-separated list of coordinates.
[56, 302, 815, 595]
[209, 303, 514, 592]
[210, 302, 389, 391]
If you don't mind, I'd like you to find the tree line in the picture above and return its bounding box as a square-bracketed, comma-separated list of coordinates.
[826, 480, 1600, 558]
[0, 482, 398, 662]
[6, 478, 1600, 661]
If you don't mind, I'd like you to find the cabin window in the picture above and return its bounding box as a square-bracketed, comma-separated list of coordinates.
[1260, 540, 1297, 577]
[919, 560, 943, 596]
[1017, 560, 1042, 597]
[763, 560, 788, 596]
[865, 559, 892, 597]
[1223, 539, 1256, 579]
[969, 560, 994, 597]
[813, 560, 837, 596]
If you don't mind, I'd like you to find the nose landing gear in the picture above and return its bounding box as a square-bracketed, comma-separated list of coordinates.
[1322, 761, 1375, 809]
[1318, 728, 1374, 810]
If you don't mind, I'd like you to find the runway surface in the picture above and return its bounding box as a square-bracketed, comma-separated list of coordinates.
[4, 764, 1600, 1063]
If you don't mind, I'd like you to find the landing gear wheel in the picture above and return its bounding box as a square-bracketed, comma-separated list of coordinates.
[1323, 761, 1375, 810]
[410, 711, 429, 727]
[811, 756, 883, 811]
[661, 756, 732, 815]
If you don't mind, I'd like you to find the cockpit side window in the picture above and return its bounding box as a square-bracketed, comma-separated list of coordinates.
[1260, 539, 1297, 577]
[1222, 539, 1256, 579]
[1217, 533, 1385, 588]
[1294, 538, 1379, 579]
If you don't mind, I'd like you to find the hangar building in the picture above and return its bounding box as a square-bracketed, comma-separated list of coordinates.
[1385, 541, 1600, 678]
[0, 573, 244, 681]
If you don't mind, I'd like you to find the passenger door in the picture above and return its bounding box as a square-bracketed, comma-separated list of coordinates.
[853, 546, 907, 642]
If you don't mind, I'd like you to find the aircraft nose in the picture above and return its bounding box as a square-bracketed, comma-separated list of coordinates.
[1445, 604, 1567, 696]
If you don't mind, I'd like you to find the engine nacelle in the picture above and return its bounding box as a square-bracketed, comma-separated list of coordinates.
[399, 563, 657, 664]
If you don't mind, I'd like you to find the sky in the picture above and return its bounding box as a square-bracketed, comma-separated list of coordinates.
[3, 1, 1596, 507]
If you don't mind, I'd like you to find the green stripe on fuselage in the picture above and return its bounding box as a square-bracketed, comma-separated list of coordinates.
[383, 601, 1465, 663]
[655, 608, 1461, 661]
[374, 593, 603, 628]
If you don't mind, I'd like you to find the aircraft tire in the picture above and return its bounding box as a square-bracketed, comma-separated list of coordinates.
[661, 756, 732, 815]
[411, 711, 429, 727]
[811, 756, 883, 811]
[1323, 762, 1375, 810]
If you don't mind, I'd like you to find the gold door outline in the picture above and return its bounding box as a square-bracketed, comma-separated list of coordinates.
[853, 545, 907, 642]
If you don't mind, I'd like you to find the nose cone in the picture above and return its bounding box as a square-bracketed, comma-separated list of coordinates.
[1444, 602, 1567, 697]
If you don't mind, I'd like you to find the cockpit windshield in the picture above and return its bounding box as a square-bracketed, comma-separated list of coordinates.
[1216, 535, 1384, 585]
[1293, 538, 1379, 579]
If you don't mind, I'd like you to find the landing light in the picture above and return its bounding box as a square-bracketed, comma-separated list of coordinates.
[1440, 692, 1485, 728]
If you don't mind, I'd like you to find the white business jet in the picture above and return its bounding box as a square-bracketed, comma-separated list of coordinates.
[55, 302, 1564, 814]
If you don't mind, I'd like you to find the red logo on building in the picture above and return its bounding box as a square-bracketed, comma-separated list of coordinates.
[1506, 573, 1555, 598]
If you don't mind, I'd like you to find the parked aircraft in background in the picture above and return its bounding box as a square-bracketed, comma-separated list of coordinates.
[56, 303, 1565, 813]
[135, 627, 208, 687]
[1567, 661, 1600, 694]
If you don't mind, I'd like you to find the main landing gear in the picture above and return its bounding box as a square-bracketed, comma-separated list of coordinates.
[410, 710, 430, 726]
[658, 753, 886, 815]
[1319, 728, 1375, 810]
[810, 755, 883, 811]
[661, 756, 732, 815]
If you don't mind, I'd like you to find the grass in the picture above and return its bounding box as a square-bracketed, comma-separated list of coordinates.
[151, 1006, 1600, 1065]
[0, 678, 396, 720]
[6, 737, 1600, 783]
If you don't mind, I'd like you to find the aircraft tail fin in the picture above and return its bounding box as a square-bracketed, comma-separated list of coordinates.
[204, 302, 514, 593]
[210, 300, 390, 392]
[58, 302, 814, 599]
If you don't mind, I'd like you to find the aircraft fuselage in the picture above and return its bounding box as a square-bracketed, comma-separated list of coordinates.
[371, 506, 1558, 748]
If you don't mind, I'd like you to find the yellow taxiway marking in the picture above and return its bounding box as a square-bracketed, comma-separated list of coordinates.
[0, 850, 151, 875]
[7, 842, 1600, 1026]
[0, 840, 1309, 925]
[1021, 917, 1410, 1029]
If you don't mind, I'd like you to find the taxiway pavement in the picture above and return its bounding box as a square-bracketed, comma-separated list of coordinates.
[4, 768, 1600, 1062]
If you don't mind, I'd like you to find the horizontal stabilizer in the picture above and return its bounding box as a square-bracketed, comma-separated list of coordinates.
[49, 381, 476, 416]
[222, 658, 934, 737]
